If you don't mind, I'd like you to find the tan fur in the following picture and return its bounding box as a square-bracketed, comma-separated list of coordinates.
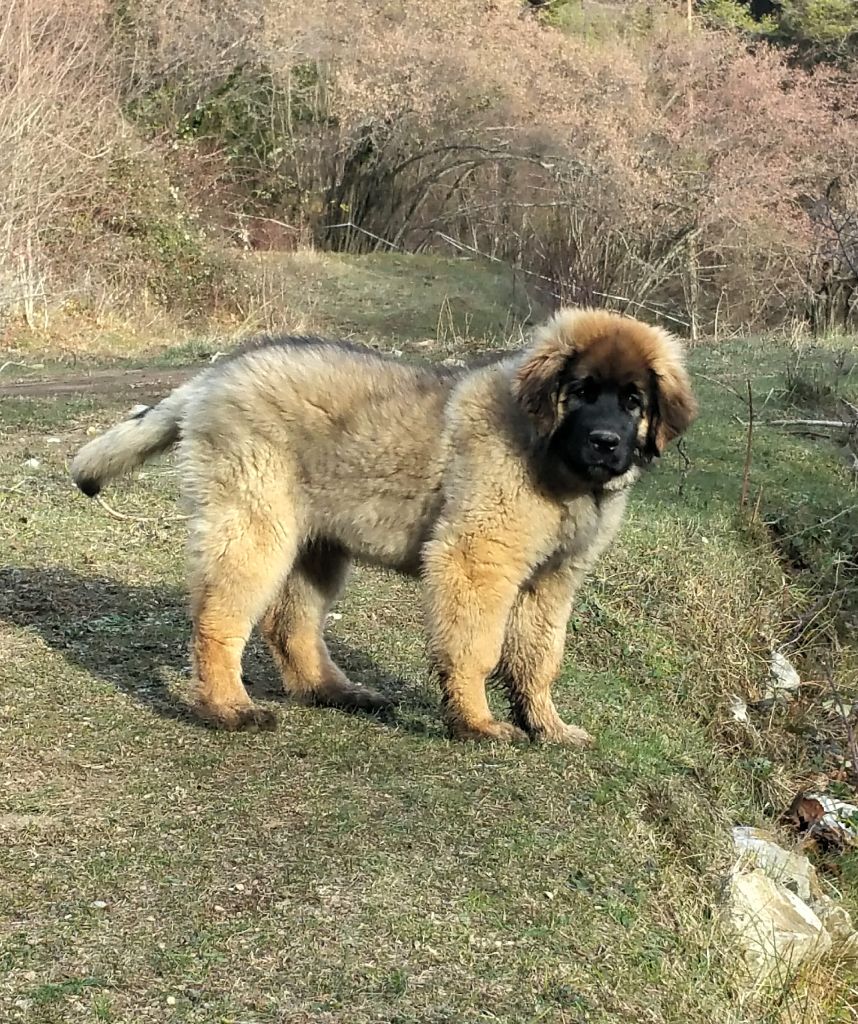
[70, 309, 697, 743]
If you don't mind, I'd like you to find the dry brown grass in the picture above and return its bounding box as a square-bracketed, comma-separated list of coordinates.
[0, 0, 120, 324]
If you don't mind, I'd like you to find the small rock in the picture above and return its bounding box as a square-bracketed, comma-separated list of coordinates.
[166, 995, 176, 1006]
[732, 826, 817, 902]
[90, 900, 108, 909]
[815, 895, 856, 947]
[726, 868, 831, 971]
[46, 437, 62, 444]
[765, 649, 801, 698]
[23, 458, 40, 470]
[726, 826, 858, 975]
[729, 695, 749, 724]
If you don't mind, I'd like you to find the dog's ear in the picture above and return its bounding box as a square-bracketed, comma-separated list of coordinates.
[512, 347, 570, 436]
[646, 362, 698, 457]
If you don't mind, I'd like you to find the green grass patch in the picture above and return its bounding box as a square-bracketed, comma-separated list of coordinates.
[1, 257, 856, 1023]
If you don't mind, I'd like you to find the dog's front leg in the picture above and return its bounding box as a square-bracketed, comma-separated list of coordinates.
[499, 559, 594, 747]
[423, 532, 530, 743]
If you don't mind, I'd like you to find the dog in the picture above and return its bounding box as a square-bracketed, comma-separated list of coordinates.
[70, 308, 696, 744]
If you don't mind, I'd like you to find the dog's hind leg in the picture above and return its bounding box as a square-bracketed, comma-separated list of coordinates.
[189, 509, 298, 732]
[260, 541, 389, 713]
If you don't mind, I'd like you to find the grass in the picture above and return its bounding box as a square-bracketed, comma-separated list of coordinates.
[1, 255, 857, 1023]
[0, 250, 539, 371]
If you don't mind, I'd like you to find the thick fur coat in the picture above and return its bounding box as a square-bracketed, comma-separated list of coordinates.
[71, 308, 697, 744]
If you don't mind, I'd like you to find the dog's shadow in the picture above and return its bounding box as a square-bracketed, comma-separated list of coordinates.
[0, 566, 437, 733]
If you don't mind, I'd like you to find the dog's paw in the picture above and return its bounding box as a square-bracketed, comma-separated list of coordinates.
[532, 721, 595, 748]
[345, 686, 391, 713]
[312, 682, 392, 714]
[195, 701, 278, 732]
[450, 718, 529, 744]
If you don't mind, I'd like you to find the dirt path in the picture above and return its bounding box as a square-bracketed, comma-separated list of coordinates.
[0, 345, 512, 401]
[0, 366, 196, 400]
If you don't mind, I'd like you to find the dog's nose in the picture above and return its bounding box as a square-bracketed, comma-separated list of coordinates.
[589, 429, 620, 452]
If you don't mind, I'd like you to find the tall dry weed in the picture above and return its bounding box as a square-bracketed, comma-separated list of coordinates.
[0, 0, 120, 324]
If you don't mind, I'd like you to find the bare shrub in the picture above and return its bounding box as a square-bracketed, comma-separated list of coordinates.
[2, 0, 856, 332]
[0, 0, 247, 327]
[0, 0, 119, 324]
[251, 0, 858, 333]
[804, 176, 858, 332]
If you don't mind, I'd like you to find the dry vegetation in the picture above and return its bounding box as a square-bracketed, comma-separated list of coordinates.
[1, 0, 857, 338]
[2, 5, 858, 1020]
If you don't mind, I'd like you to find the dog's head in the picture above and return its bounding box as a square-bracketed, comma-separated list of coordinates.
[512, 308, 697, 489]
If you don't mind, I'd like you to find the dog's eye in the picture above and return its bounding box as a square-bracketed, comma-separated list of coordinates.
[622, 390, 643, 412]
[567, 378, 596, 401]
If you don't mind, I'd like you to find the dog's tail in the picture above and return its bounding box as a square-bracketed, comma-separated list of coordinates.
[70, 380, 196, 497]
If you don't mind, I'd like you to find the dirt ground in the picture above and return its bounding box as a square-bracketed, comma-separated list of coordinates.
[0, 366, 195, 401]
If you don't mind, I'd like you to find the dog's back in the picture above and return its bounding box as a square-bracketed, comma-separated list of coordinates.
[72, 335, 508, 572]
[181, 339, 461, 572]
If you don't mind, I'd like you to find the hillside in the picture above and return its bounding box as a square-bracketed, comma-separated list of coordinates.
[1, 253, 857, 1023]
[2, 0, 858, 1019]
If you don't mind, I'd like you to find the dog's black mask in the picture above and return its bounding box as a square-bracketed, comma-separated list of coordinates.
[547, 378, 644, 485]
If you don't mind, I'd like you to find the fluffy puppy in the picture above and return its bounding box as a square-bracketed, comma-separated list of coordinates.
[71, 308, 696, 744]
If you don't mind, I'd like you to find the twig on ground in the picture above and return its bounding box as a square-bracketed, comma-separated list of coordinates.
[95, 496, 150, 522]
[95, 495, 189, 524]
[0, 361, 45, 375]
[824, 658, 858, 790]
[735, 418, 853, 430]
[767, 418, 853, 429]
[740, 379, 753, 510]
